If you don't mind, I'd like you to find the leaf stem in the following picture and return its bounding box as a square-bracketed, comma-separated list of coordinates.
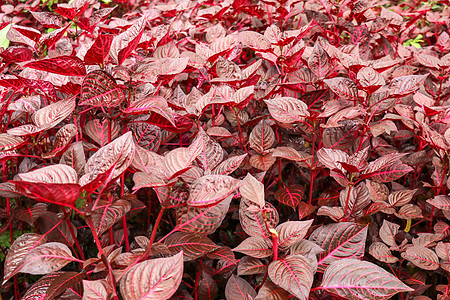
[270, 228, 279, 261]
[86, 216, 119, 300]
[140, 206, 166, 262]
[343, 185, 353, 221]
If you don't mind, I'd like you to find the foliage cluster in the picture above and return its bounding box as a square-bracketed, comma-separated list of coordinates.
[0, 0, 450, 299]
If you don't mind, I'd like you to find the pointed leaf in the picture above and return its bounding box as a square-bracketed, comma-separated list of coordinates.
[46, 271, 86, 300]
[249, 120, 275, 153]
[389, 74, 429, 97]
[20, 242, 77, 275]
[324, 77, 359, 101]
[264, 97, 309, 124]
[80, 132, 135, 186]
[187, 175, 241, 207]
[233, 236, 273, 258]
[237, 256, 267, 276]
[401, 246, 440, 270]
[164, 232, 218, 261]
[255, 281, 290, 300]
[309, 222, 368, 272]
[212, 154, 247, 175]
[268, 254, 315, 300]
[109, 17, 146, 65]
[274, 185, 305, 209]
[308, 43, 331, 78]
[276, 220, 313, 249]
[92, 200, 131, 235]
[120, 251, 183, 300]
[80, 70, 125, 107]
[83, 279, 110, 300]
[3, 233, 46, 284]
[175, 195, 232, 234]
[225, 275, 257, 300]
[320, 259, 413, 300]
[23, 56, 86, 76]
[84, 34, 114, 65]
[32, 96, 76, 130]
[84, 119, 120, 147]
[240, 173, 265, 208]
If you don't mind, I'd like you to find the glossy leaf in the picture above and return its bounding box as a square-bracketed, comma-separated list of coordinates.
[84, 118, 121, 146]
[401, 246, 440, 270]
[84, 34, 114, 65]
[175, 195, 232, 234]
[32, 96, 76, 130]
[240, 173, 265, 208]
[83, 279, 110, 299]
[109, 17, 146, 65]
[264, 97, 309, 124]
[324, 77, 359, 101]
[274, 185, 305, 209]
[276, 220, 313, 249]
[249, 120, 275, 153]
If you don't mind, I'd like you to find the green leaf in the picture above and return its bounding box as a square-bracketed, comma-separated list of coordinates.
[0, 24, 11, 50]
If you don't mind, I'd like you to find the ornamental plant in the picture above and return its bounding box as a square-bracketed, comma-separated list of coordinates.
[0, 0, 449, 299]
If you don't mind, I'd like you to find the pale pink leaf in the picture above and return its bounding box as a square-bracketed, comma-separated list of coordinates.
[268, 254, 315, 300]
[320, 259, 413, 299]
[120, 251, 183, 300]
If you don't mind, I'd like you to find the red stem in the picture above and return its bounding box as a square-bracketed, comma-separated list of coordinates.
[2, 161, 19, 299]
[271, 230, 279, 261]
[343, 185, 353, 221]
[86, 217, 119, 300]
[308, 121, 317, 205]
[140, 206, 166, 262]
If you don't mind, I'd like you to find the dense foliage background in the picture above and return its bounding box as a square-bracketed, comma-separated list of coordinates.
[0, 0, 450, 299]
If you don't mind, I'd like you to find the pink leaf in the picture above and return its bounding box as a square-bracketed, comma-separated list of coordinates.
[120, 251, 183, 300]
[320, 259, 413, 299]
[268, 254, 315, 300]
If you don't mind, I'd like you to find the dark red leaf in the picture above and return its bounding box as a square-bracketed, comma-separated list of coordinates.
[12, 181, 81, 209]
[23, 56, 86, 77]
[0, 47, 33, 63]
[84, 34, 114, 65]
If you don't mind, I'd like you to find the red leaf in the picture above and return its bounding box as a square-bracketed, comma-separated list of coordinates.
[144, 112, 193, 133]
[23, 56, 86, 76]
[0, 47, 33, 63]
[12, 181, 81, 208]
[84, 34, 114, 65]
[109, 18, 146, 65]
